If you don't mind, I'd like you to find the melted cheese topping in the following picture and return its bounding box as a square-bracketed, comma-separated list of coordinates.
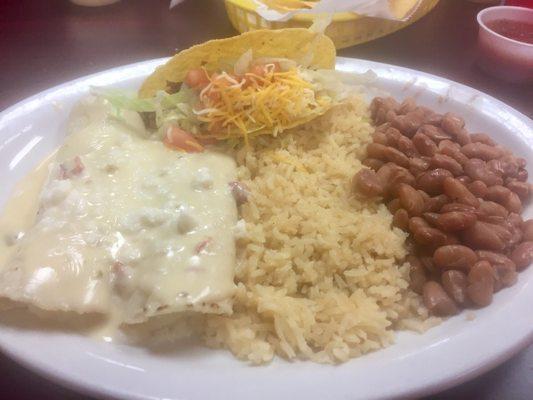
[0, 97, 238, 323]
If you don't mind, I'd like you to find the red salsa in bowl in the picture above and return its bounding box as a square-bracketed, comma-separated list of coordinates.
[477, 6, 533, 83]
[486, 19, 533, 44]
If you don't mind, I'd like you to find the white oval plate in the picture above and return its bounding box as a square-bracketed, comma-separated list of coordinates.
[0, 58, 532, 400]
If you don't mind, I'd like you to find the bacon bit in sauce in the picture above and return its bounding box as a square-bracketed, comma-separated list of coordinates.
[195, 237, 213, 254]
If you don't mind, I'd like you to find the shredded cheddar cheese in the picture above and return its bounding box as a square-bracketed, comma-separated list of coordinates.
[194, 67, 332, 142]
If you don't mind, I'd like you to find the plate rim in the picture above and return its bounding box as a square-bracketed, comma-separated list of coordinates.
[0, 56, 532, 400]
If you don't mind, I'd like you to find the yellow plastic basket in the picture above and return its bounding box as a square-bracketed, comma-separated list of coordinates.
[224, 0, 439, 49]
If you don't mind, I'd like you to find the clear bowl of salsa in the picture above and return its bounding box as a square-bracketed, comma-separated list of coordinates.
[477, 6, 533, 83]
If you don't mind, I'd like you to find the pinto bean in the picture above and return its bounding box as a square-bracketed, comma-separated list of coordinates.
[387, 198, 401, 213]
[409, 217, 454, 247]
[517, 168, 528, 182]
[375, 122, 391, 133]
[433, 245, 478, 270]
[398, 97, 417, 114]
[485, 185, 512, 204]
[504, 191, 522, 213]
[370, 97, 386, 117]
[522, 219, 533, 242]
[376, 163, 395, 183]
[441, 113, 471, 145]
[398, 184, 425, 216]
[510, 241, 533, 270]
[367, 142, 388, 161]
[430, 154, 464, 176]
[353, 169, 384, 197]
[478, 201, 509, 218]
[464, 159, 503, 186]
[441, 112, 465, 136]
[396, 135, 418, 157]
[462, 221, 506, 251]
[412, 132, 438, 157]
[423, 281, 458, 316]
[441, 270, 468, 305]
[467, 261, 495, 307]
[456, 175, 472, 185]
[423, 212, 440, 226]
[372, 130, 388, 145]
[487, 158, 518, 178]
[417, 169, 453, 195]
[407, 255, 427, 294]
[370, 97, 399, 122]
[506, 217, 523, 247]
[506, 180, 530, 202]
[362, 158, 385, 171]
[390, 111, 426, 137]
[418, 255, 438, 275]
[418, 189, 431, 204]
[385, 109, 399, 124]
[384, 147, 411, 168]
[470, 133, 495, 146]
[383, 127, 402, 147]
[437, 211, 477, 231]
[424, 112, 443, 126]
[377, 163, 409, 196]
[508, 212, 523, 228]
[492, 262, 518, 290]
[438, 140, 470, 165]
[409, 157, 430, 176]
[478, 219, 513, 243]
[393, 209, 410, 231]
[467, 180, 488, 198]
[461, 142, 503, 161]
[425, 194, 450, 213]
[456, 129, 471, 146]
[480, 215, 506, 225]
[440, 202, 477, 214]
[443, 177, 479, 207]
[372, 143, 411, 166]
[476, 250, 516, 268]
[388, 166, 417, 196]
[418, 124, 451, 142]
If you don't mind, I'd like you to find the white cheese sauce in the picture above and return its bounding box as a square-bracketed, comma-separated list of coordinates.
[0, 97, 238, 326]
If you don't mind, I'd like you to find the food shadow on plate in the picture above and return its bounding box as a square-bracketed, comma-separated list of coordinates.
[0, 299, 210, 358]
[0, 299, 106, 333]
[117, 312, 214, 358]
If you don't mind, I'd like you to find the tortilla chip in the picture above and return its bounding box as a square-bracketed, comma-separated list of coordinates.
[139, 28, 336, 98]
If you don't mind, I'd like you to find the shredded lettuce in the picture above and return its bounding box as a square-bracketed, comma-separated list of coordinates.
[91, 87, 156, 112]
[91, 86, 200, 134]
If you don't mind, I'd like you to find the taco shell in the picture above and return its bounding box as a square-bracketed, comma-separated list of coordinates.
[139, 28, 336, 98]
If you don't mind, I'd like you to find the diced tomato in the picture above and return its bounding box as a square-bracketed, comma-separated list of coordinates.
[249, 64, 266, 78]
[268, 61, 281, 73]
[196, 136, 219, 146]
[184, 68, 210, 89]
[195, 237, 213, 254]
[163, 126, 204, 153]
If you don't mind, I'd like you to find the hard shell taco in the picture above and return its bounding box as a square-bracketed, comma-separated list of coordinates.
[99, 29, 339, 150]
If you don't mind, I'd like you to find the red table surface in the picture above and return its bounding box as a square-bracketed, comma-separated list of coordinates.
[0, 0, 532, 399]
